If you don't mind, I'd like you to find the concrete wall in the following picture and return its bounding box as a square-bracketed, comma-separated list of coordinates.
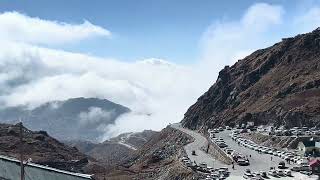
[205, 137, 233, 165]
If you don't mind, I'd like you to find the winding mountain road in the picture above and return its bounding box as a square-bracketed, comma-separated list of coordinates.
[171, 123, 224, 168]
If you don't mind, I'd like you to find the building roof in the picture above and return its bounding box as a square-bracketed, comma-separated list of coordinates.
[309, 159, 320, 168]
[300, 140, 316, 147]
[0, 155, 93, 180]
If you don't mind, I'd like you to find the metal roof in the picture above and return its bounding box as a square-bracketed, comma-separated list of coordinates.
[0, 155, 93, 180]
[300, 140, 316, 147]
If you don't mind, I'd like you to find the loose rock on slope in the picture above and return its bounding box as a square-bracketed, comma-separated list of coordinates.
[182, 28, 320, 130]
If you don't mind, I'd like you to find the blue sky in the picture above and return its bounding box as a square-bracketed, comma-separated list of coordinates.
[0, 0, 317, 63]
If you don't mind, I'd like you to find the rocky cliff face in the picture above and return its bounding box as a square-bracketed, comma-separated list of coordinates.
[182, 28, 320, 130]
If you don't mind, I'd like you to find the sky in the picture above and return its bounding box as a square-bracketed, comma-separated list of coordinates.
[0, 0, 318, 63]
[0, 0, 319, 140]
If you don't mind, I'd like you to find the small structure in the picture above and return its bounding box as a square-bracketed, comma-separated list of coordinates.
[309, 159, 320, 174]
[297, 140, 319, 156]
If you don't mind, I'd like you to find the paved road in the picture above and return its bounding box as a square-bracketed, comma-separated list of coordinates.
[217, 130, 318, 179]
[171, 123, 318, 179]
[217, 130, 292, 175]
[171, 123, 224, 168]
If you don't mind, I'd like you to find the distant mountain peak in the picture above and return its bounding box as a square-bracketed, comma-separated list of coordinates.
[0, 97, 130, 142]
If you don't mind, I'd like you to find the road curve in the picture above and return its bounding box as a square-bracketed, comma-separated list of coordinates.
[171, 123, 224, 168]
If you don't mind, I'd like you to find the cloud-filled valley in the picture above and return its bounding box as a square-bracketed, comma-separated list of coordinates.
[0, 3, 320, 140]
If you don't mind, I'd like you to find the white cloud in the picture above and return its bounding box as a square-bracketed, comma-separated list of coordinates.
[200, 3, 284, 71]
[242, 3, 283, 30]
[0, 42, 205, 140]
[294, 7, 320, 33]
[0, 3, 320, 140]
[79, 107, 115, 128]
[0, 11, 110, 45]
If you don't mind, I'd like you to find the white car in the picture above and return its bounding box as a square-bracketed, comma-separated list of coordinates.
[261, 149, 268, 153]
[268, 170, 277, 177]
[267, 150, 273, 154]
[277, 170, 284, 176]
[284, 170, 292, 176]
[243, 172, 254, 179]
[199, 162, 207, 169]
[237, 159, 250, 166]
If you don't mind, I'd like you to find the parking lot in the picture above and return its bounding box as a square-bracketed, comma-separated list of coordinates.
[217, 130, 293, 175]
[212, 129, 318, 179]
[172, 123, 318, 179]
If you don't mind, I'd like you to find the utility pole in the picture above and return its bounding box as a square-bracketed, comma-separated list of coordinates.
[19, 122, 25, 180]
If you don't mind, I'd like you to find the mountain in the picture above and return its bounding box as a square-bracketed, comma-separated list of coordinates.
[0, 123, 95, 173]
[0, 97, 130, 141]
[65, 130, 159, 166]
[182, 27, 320, 130]
[90, 127, 195, 180]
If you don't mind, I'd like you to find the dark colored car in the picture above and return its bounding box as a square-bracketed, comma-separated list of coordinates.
[278, 161, 286, 169]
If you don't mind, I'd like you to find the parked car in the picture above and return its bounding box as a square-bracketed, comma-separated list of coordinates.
[260, 171, 267, 178]
[240, 129, 248, 133]
[291, 166, 301, 172]
[268, 170, 277, 177]
[218, 169, 229, 176]
[220, 167, 229, 172]
[237, 159, 250, 166]
[284, 170, 292, 176]
[218, 142, 228, 148]
[199, 162, 207, 170]
[291, 165, 310, 172]
[243, 172, 254, 179]
[278, 161, 286, 169]
[300, 170, 312, 176]
[277, 170, 284, 176]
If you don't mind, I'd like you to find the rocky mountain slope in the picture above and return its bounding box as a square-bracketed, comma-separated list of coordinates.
[93, 127, 196, 180]
[65, 130, 159, 166]
[0, 97, 130, 141]
[0, 123, 95, 173]
[182, 28, 320, 130]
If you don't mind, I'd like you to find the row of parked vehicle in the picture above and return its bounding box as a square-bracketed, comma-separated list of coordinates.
[180, 156, 230, 179]
[230, 131, 313, 175]
[204, 167, 229, 180]
[258, 126, 320, 137]
[243, 168, 292, 180]
[231, 131, 296, 161]
[209, 129, 250, 166]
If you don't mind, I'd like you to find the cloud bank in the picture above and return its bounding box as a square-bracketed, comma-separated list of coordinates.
[0, 11, 110, 45]
[0, 42, 204, 140]
[0, 3, 319, 140]
[79, 107, 115, 130]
